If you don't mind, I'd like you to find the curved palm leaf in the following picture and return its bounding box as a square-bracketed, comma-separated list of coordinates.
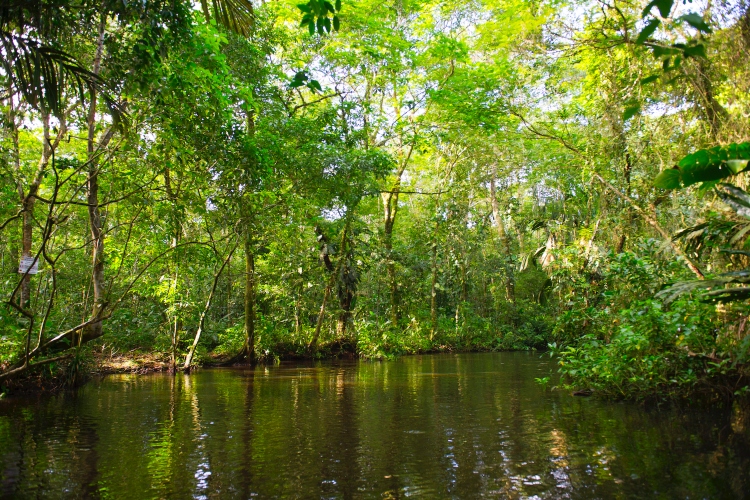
[201, 0, 255, 36]
[0, 31, 126, 124]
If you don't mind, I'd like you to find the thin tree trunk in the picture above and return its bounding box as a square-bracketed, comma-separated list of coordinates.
[383, 191, 399, 326]
[184, 244, 236, 370]
[311, 277, 333, 351]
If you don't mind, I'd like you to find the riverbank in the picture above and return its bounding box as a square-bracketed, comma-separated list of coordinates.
[1, 336, 544, 397]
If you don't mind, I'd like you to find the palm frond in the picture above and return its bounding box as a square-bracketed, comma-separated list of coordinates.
[0, 30, 126, 125]
[208, 0, 254, 37]
[656, 270, 750, 303]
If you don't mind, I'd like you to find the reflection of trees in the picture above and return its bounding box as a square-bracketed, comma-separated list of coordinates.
[0, 355, 749, 497]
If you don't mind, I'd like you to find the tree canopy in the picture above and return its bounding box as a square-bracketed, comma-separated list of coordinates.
[1, 0, 749, 401]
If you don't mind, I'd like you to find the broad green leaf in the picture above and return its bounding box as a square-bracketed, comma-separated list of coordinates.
[640, 75, 659, 85]
[642, 0, 673, 18]
[678, 13, 711, 33]
[635, 19, 660, 44]
[307, 79, 323, 92]
[678, 148, 711, 170]
[335, 0, 341, 11]
[653, 169, 682, 189]
[333, 15, 340, 31]
[623, 104, 640, 121]
[680, 161, 732, 187]
[682, 43, 706, 58]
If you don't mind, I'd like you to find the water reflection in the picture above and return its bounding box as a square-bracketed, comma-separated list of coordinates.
[1, 352, 749, 498]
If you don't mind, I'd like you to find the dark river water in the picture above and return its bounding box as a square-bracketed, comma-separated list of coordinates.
[1, 352, 749, 499]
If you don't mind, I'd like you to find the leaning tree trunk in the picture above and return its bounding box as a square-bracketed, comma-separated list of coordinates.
[184, 244, 236, 370]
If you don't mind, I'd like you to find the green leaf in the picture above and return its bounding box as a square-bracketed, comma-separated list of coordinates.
[640, 75, 659, 85]
[680, 154, 732, 186]
[317, 16, 324, 35]
[323, 1, 335, 14]
[654, 169, 682, 189]
[335, 0, 341, 11]
[333, 15, 340, 31]
[682, 43, 706, 58]
[308, 19, 315, 36]
[307, 79, 323, 92]
[727, 159, 750, 174]
[324, 16, 331, 33]
[297, 3, 311, 13]
[623, 104, 641, 121]
[667, 143, 750, 188]
[678, 148, 711, 169]
[636, 18, 660, 44]
[678, 13, 711, 33]
[642, 0, 674, 18]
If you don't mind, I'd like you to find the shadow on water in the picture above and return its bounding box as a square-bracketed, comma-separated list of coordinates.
[1, 352, 749, 499]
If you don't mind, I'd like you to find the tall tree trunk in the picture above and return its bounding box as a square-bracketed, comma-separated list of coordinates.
[243, 231, 256, 362]
[381, 141, 415, 326]
[310, 217, 351, 351]
[11, 106, 56, 308]
[490, 170, 515, 304]
[430, 221, 438, 340]
[616, 152, 632, 253]
[169, 261, 180, 372]
[82, 16, 107, 344]
[242, 109, 257, 363]
[164, 163, 182, 372]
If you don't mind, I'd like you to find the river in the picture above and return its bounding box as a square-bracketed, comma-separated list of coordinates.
[1, 352, 748, 498]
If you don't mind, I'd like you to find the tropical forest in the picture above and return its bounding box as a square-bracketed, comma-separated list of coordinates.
[1, 0, 750, 497]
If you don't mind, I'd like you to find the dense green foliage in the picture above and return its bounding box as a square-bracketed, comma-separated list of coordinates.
[1, 0, 749, 401]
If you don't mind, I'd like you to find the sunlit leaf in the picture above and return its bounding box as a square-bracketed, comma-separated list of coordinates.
[653, 169, 682, 189]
